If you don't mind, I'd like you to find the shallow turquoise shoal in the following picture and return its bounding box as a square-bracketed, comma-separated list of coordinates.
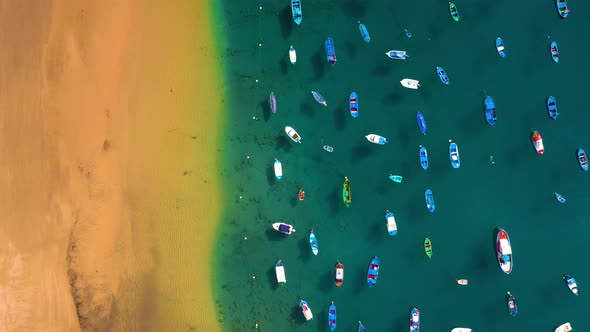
[212, 0, 590, 331]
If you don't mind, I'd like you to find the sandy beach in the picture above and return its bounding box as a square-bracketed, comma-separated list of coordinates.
[0, 0, 223, 331]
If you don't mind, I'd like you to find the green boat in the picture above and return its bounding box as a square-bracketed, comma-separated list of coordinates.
[424, 238, 433, 258]
[343, 176, 351, 207]
[449, 2, 460, 21]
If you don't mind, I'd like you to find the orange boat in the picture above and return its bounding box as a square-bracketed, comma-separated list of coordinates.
[456, 279, 469, 285]
[298, 189, 305, 201]
[334, 261, 344, 286]
[532, 130, 545, 154]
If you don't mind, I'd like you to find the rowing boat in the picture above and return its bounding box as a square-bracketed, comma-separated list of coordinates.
[417, 112, 427, 135]
[323, 145, 334, 152]
[449, 2, 460, 21]
[436, 66, 450, 85]
[311, 91, 327, 106]
[386, 50, 409, 59]
[343, 176, 351, 207]
[366, 256, 380, 288]
[400, 78, 420, 89]
[496, 37, 506, 58]
[359, 22, 371, 43]
[328, 301, 337, 331]
[449, 142, 460, 168]
[577, 148, 588, 171]
[385, 210, 397, 236]
[389, 175, 403, 183]
[325, 38, 337, 66]
[349, 92, 359, 118]
[484, 95, 497, 126]
[419, 146, 429, 170]
[275, 260, 286, 285]
[532, 131, 544, 154]
[291, 0, 302, 25]
[365, 134, 388, 145]
[285, 126, 302, 143]
[547, 96, 558, 120]
[289, 46, 297, 64]
[274, 158, 283, 180]
[556, 0, 570, 18]
[298, 189, 305, 201]
[424, 238, 432, 258]
[496, 228, 513, 274]
[300, 299, 313, 320]
[550, 41, 559, 63]
[425, 189, 435, 213]
[555, 192, 566, 204]
[506, 292, 518, 316]
[269, 91, 277, 113]
[334, 261, 344, 286]
[309, 228, 319, 256]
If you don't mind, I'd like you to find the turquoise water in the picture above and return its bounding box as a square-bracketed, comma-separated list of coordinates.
[213, 0, 590, 331]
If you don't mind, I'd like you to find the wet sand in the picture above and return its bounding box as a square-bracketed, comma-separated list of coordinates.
[0, 0, 222, 330]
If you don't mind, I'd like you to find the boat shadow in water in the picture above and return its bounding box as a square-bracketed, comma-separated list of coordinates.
[299, 102, 317, 119]
[342, 1, 367, 17]
[343, 40, 357, 59]
[325, 187, 341, 217]
[289, 305, 305, 326]
[266, 266, 279, 291]
[260, 100, 271, 122]
[381, 90, 405, 106]
[278, 5, 293, 39]
[279, 58, 289, 75]
[371, 63, 392, 77]
[264, 228, 290, 242]
[316, 269, 334, 292]
[276, 134, 294, 153]
[350, 145, 374, 163]
[265, 164, 276, 186]
[298, 237, 312, 262]
[333, 100, 347, 130]
[311, 48, 326, 80]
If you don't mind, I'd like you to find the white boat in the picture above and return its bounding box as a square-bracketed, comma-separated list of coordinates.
[385, 210, 397, 236]
[456, 279, 469, 285]
[285, 126, 302, 143]
[300, 300, 313, 321]
[289, 46, 297, 64]
[400, 79, 420, 90]
[386, 50, 409, 59]
[274, 159, 283, 180]
[275, 260, 286, 285]
[451, 328, 472, 332]
[365, 134, 388, 145]
[323, 145, 334, 152]
[272, 222, 296, 235]
[555, 322, 572, 332]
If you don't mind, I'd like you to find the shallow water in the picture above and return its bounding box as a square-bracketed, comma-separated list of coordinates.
[213, 0, 590, 331]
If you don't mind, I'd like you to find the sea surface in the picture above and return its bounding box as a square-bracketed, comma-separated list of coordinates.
[212, 0, 590, 331]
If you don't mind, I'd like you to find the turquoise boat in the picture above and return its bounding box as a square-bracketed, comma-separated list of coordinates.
[425, 189, 435, 213]
[309, 228, 318, 255]
[419, 146, 428, 170]
[328, 301, 336, 331]
[358, 22, 370, 43]
[291, 0, 302, 25]
[449, 142, 460, 168]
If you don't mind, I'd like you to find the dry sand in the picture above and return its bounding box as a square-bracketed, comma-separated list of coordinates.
[0, 0, 222, 331]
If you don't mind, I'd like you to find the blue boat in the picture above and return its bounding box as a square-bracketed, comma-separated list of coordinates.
[309, 228, 318, 256]
[410, 307, 420, 331]
[419, 146, 429, 170]
[358, 321, 366, 332]
[555, 192, 566, 204]
[547, 96, 558, 120]
[416, 112, 427, 135]
[506, 292, 518, 317]
[550, 41, 559, 63]
[425, 189, 435, 213]
[291, 0, 302, 25]
[436, 66, 449, 85]
[349, 92, 359, 118]
[564, 274, 579, 295]
[556, 0, 570, 18]
[366, 256, 380, 288]
[484, 96, 497, 126]
[328, 301, 336, 331]
[358, 22, 371, 43]
[496, 37, 506, 58]
[449, 142, 460, 168]
[325, 38, 337, 66]
[577, 149, 588, 171]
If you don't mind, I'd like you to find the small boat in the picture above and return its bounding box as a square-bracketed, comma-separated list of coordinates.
[291, 0, 302, 25]
[425, 189, 435, 213]
[400, 78, 420, 89]
[365, 134, 388, 145]
[496, 37, 506, 58]
[532, 131, 544, 154]
[328, 301, 337, 331]
[449, 2, 460, 21]
[555, 322, 573, 332]
[323, 145, 334, 152]
[359, 321, 367, 332]
[298, 189, 305, 201]
[436, 66, 450, 85]
[366, 256, 380, 288]
[272, 222, 296, 235]
[563, 275, 579, 295]
[456, 279, 469, 285]
[334, 261, 344, 286]
[506, 292, 518, 316]
[343, 176, 351, 207]
[419, 146, 429, 170]
[311, 91, 328, 106]
[410, 307, 420, 331]
[484, 96, 497, 126]
[359, 22, 371, 43]
[275, 260, 286, 285]
[349, 92, 359, 118]
[556, 0, 570, 18]
[550, 41, 559, 63]
[300, 299, 313, 321]
[555, 192, 566, 204]
[269, 91, 277, 113]
[547, 96, 558, 120]
[389, 175, 403, 183]
[285, 126, 302, 143]
[385, 210, 398, 235]
[274, 159, 283, 180]
[289, 46, 297, 64]
[449, 142, 460, 168]
[309, 228, 319, 256]
[325, 38, 337, 66]
[386, 50, 409, 59]
[496, 228, 513, 274]
[451, 328, 472, 332]
[577, 148, 588, 171]
[424, 238, 432, 258]
[417, 112, 427, 135]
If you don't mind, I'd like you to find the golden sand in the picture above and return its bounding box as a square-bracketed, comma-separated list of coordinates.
[0, 0, 222, 331]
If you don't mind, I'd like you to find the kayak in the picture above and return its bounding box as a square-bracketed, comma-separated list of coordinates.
[416, 112, 427, 134]
[577, 148, 588, 171]
[436, 66, 450, 85]
[386, 50, 409, 59]
[484, 95, 497, 126]
[274, 158, 283, 180]
[556, 0, 570, 18]
[496, 228, 513, 274]
[449, 2, 460, 21]
[359, 321, 367, 332]
[424, 238, 432, 258]
[300, 300, 313, 320]
[532, 130, 544, 154]
[275, 260, 286, 285]
[349, 92, 359, 118]
[285, 126, 302, 143]
[334, 261, 344, 286]
[506, 292, 518, 316]
[496, 37, 506, 58]
[367, 256, 380, 288]
[555, 192, 566, 204]
[366, 134, 388, 145]
[410, 307, 420, 331]
[272, 222, 296, 235]
[550, 41, 559, 63]
[449, 142, 460, 168]
[389, 174, 403, 183]
[400, 78, 420, 89]
[343, 176, 351, 207]
[289, 46, 297, 64]
[419, 146, 429, 170]
[269, 91, 277, 113]
[328, 301, 337, 331]
[311, 91, 328, 106]
[425, 189, 435, 213]
[298, 189, 305, 201]
[563, 274, 579, 295]
[385, 210, 397, 236]
[547, 96, 558, 120]
[359, 22, 371, 43]
[325, 38, 337, 66]
[309, 228, 319, 256]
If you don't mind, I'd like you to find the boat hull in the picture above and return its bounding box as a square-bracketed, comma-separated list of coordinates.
[285, 126, 302, 143]
[449, 2, 460, 21]
[334, 262, 344, 286]
[532, 131, 544, 154]
[424, 238, 432, 258]
[400, 78, 419, 89]
[343, 177, 351, 207]
[417, 112, 427, 134]
[496, 37, 506, 58]
[436, 66, 450, 85]
[410, 307, 420, 331]
[496, 228, 513, 274]
[419, 146, 429, 170]
[300, 300, 313, 320]
[386, 50, 408, 59]
[385, 211, 397, 235]
[547, 96, 558, 119]
[556, 0, 570, 18]
[275, 260, 286, 284]
[555, 192, 566, 203]
[273, 222, 296, 235]
[269, 92, 277, 113]
[563, 275, 579, 295]
[289, 46, 297, 64]
[311, 91, 327, 106]
[325, 38, 337, 66]
[555, 322, 573, 332]
[366, 256, 380, 288]
[291, 0, 302, 25]
[550, 41, 559, 63]
[359, 23, 370, 43]
[425, 189, 435, 213]
[349, 92, 359, 118]
[449, 142, 460, 168]
[274, 159, 283, 179]
[309, 230, 319, 256]
[328, 303, 337, 331]
[365, 134, 388, 145]
[577, 148, 588, 171]
[506, 292, 518, 316]
[484, 96, 497, 126]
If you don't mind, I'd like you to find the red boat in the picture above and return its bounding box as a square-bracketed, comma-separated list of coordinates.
[298, 189, 305, 201]
[532, 131, 544, 154]
[334, 261, 344, 286]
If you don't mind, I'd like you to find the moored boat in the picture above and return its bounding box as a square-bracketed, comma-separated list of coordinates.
[343, 176, 351, 207]
[285, 126, 302, 143]
[419, 146, 429, 170]
[389, 175, 403, 183]
[298, 189, 305, 201]
[555, 192, 566, 204]
[359, 321, 367, 332]
[449, 2, 460, 21]
[400, 78, 420, 89]
[547, 96, 559, 119]
[291, 0, 302, 25]
[436, 66, 450, 85]
[323, 145, 334, 152]
[556, 0, 570, 18]
[359, 22, 371, 43]
[550, 41, 560, 63]
[577, 148, 588, 171]
[410, 307, 420, 331]
[328, 301, 337, 331]
[311, 91, 328, 106]
[367, 256, 380, 288]
[349, 92, 359, 118]
[449, 142, 460, 168]
[272, 222, 296, 235]
[274, 158, 283, 180]
[563, 275, 579, 295]
[506, 292, 518, 316]
[496, 228, 513, 274]
[424, 238, 432, 258]
[532, 130, 544, 154]
[385, 210, 397, 236]
[289, 46, 297, 64]
[456, 279, 469, 285]
[309, 228, 319, 256]
[555, 322, 573, 332]
[417, 112, 427, 135]
[275, 260, 286, 285]
[365, 134, 388, 145]
[300, 299, 313, 320]
[451, 328, 472, 332]
[484, 95, 497, 126]
[334, 261, 344, 286]
[425, 189, 435, 213]
[496, 37, 506, 58]
[325, 38, 337, 66]
[386, 50, 409, 59]
[269, 91, 277, 113]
